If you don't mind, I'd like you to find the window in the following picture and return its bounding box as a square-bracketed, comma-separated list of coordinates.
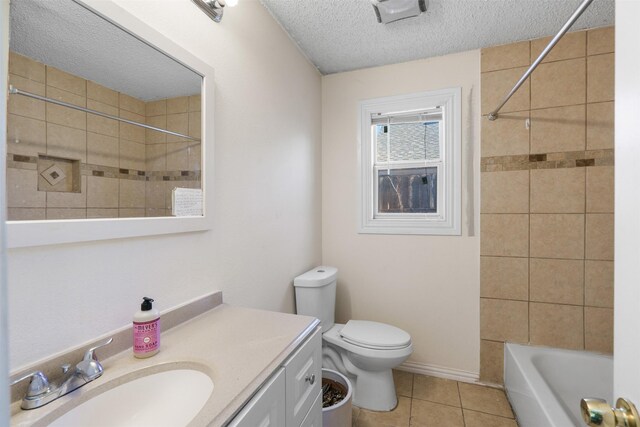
[358, 88, 461, 235]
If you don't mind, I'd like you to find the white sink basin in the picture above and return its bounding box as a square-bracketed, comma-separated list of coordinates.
[48, 369, 213, 427]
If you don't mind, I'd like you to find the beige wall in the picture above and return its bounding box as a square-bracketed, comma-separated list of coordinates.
[6, 51, 201, 220]
[322, 51, 481, 376]
[480, 27, 615, 384]
[7, 0, 322, 370]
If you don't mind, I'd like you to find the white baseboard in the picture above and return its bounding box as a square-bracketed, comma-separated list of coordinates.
[397, 361, 479, 384]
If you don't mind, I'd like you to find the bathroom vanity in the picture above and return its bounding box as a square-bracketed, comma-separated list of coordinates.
[9, 293, 322, 427]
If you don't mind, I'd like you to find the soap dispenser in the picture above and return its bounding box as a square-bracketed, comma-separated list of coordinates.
[133, 297, 160, 358]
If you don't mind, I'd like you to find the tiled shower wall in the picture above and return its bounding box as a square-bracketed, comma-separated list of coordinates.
[479, 27, 614, 384]
[6, 52, 201, 220]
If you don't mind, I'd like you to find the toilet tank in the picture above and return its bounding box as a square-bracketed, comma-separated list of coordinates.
[293, 266, 337, 332]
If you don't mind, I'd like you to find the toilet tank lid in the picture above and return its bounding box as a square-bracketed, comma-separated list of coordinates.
[294, 266, 338, 288]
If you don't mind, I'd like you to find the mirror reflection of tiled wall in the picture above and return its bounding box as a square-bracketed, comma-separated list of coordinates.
[479, 27, 615, 385]
[6, 52, 201, 220]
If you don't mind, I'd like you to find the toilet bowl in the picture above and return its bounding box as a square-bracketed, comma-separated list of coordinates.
[294, 266, 413, 411]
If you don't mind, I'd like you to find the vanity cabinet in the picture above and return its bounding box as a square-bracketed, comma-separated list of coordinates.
[227, 327, 322, 427]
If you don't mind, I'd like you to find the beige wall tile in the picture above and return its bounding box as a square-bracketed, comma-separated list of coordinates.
[458, 383, 513, 418]
[481, 67, 530, 115]
[481, 170, 529, 213]
[166, 113, 189, 143]
[411, 400, 464, 427]
[37, 157, 78, 193]
[166, 142, 190, 171]
[146, 145, 167, 172]
[531, 58, 586, 109]
[146, 115, 167, 144]
[7, 168, 46, 208]
[145, 181, 166, 209]
[530, 214, 584, 259]
[87, 132, 119, 168]
[189, 144, 202, 171]
[530, 258, 584, 305]
[87, 208, 118, 219]
[530, 167, 585, 213]
[119, 208, 145, 218]
[9, 52, 45, 83]
[119, 140, 145, 171]
[586, 214, 614, 260]
[46, 123, 87, 162]
[531, 31, 586, 63]
[463, 410, 518, 427]
[9, 74, 46, 120]
[8, 208, 46, 221]
[119, 93, 145, 115]
[87, 99, 119, 138]
[585, 307, 613, 353]
[46, 66, 86, 96]
[166, 96, 189, 114]
[481, 214, 529, 257]
[189, 112, 202, 140]
[480, 256, 528, 301]
[146, 99, 166, 117]
[119, 180, 145, 208]
[586, 102, 614, 150]
[530, 302, 584, 350]
[482, 110, 529, 157]
[587, 54, 615, 103]
[189, 95, 201, 112]
[46, 208, 86, 220]
[46, 87, 86, 130]
[87, 176, 119, 208]
[586, 166, 614, 213]
[7, 114, 46, 156]
[588, 27, 615, 56]
[87, 81, 118, 107]
[47, 176, 86, 208]
[145, 208, 169, 217]
[530, 105, 585, 153]
[585, 260, 614, 308]
[412, 375, 460, 406]
[480, 298, 528, 342]
[481, 41, 530, 73]
[480, 340, 504, 385]
[119, 110, 145, 143]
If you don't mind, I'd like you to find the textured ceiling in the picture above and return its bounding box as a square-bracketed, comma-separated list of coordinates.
[10, 0, 201, 101]
[260, 0, 615, 75]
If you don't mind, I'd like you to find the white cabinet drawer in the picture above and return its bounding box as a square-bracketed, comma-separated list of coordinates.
[284, 327, 322, 427]
[227, 368, 286, 427]
[300, 391, 322, 427]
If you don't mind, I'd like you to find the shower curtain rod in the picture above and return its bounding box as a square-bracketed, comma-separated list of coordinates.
[8, 85, 200, 141]
[487, 0, 595, 121]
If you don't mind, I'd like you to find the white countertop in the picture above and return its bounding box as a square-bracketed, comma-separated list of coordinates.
[11, 304, 319, 427]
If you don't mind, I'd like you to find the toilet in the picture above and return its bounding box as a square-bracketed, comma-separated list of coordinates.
[294, 266, 413, 411]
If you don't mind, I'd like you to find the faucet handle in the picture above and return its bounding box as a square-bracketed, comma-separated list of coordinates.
[83, 337, 113, 362]
[10, 371, 50, 397]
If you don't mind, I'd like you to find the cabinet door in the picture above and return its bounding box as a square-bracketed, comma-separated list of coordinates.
[300, 391, 322, 427]
[284, 327, 322, 427]
[227, 368, 285, 427]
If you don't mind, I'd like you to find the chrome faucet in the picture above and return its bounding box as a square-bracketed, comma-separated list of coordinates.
[11, 337, 113, 410]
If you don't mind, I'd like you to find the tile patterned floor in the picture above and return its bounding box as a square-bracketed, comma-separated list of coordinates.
[351, 370, 519, 427]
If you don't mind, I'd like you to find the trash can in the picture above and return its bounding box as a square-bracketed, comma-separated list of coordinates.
[322, 368, 353, 427]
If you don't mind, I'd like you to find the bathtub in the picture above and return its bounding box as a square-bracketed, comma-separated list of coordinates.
[505, 343, 613, 427]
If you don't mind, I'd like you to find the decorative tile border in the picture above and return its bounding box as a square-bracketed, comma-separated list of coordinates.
[481, 149, 614, 172]
[7, 154, 201, 182]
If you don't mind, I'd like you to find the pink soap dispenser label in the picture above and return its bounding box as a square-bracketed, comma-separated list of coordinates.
[134, 318, 160, 355]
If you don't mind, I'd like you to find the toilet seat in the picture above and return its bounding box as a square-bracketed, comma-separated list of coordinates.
[339, 320, 411, 350]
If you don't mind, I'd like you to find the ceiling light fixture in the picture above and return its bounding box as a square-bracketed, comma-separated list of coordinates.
[371, 0, 428, 24]
[191, 0, 238, 23]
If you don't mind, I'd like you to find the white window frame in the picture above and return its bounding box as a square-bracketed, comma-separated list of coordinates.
[358, 88, 461, 235]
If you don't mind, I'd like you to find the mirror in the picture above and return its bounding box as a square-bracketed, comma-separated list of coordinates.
[6, 0, 203, 221]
